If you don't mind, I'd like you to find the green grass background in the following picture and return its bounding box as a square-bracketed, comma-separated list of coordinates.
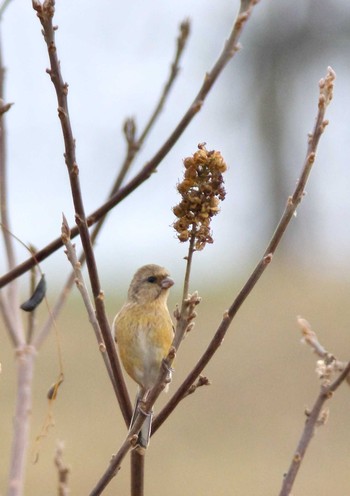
[1, 262, 350, 495]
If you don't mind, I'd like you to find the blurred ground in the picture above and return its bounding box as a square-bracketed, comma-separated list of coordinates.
[1, 261, 350, 495]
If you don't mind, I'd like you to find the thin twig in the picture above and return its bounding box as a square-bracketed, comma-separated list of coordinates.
[278, 361, 350, 496]
[0, 0, 258, 289]
[297, 316, 347, 372]
[89, 436, 133, 496]
[32, 0, 132, 423]
[60, 216, 117, 394]
[173, 232, 198, 348]
[181, 232, 196, 304]
[0, 29, 22, 343]
[182, 375, 211, 399]
[153, 66, 336, 434]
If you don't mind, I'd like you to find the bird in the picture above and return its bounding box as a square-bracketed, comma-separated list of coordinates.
[113, 264, 174, 449]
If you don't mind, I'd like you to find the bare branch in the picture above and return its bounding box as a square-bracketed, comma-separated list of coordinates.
[153, 66, 336, 434]
[297, 316, 347, 373]
[182, 375, 211, 399]
[0, 31, 23, 343]
[279, 361, 350, 496]
[60, 216, 118, 396]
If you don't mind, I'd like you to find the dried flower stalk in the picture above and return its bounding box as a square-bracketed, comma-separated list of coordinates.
[173, 143, 227, 250]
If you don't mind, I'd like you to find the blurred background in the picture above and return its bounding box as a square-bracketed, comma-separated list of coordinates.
[1, 0, 350, 494]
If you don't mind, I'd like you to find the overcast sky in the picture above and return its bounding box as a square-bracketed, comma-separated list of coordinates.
[1, 0, 350, 292]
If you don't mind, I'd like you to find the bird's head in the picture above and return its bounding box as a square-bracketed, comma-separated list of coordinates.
[127, 264, 174, 304]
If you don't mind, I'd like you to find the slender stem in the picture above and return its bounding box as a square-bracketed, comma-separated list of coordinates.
[7, 346, 36, 496]
[181, 233, 195, 304]
[89, 437, 133, 496]
[172, 232, 196, 349]
[279, 361, 350, 496]
[131, 450, 145, 496]
[61, 222, 120, 402]
[0, 27, 22, 343]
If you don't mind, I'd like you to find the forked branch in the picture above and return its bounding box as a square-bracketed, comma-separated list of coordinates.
[279, 317, 350, 496]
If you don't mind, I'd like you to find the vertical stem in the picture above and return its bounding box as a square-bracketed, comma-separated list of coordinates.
[0, 21, 33, 496]
[172, 232, 196, 350]
[131, 450, 145, 496]
[7, 346, 36, 496]
[181, 233, 196, 305]
[0, 27, 22, 339]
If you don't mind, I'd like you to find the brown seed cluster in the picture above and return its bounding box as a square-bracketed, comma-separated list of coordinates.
[173, 143, 227, 250]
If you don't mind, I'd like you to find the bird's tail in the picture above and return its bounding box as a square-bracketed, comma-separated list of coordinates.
[130, 388, 153, 450]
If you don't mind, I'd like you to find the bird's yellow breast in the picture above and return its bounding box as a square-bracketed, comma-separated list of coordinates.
[114, 300, 174, 389]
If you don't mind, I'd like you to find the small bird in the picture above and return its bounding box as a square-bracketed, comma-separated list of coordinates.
[113, 264, 174, 449]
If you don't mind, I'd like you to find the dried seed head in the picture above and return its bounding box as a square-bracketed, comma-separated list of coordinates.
[173, 143, 227, 250]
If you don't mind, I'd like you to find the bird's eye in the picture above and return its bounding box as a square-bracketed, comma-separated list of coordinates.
[147, 276, 157, 283]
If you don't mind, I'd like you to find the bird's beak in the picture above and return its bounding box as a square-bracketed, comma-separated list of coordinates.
[161, 276, 174, 289]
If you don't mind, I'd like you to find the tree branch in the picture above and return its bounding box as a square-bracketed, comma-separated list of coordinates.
[153, 66, 336, 434]
[279, 361, 350, 496]
[0, 27, 22, 344]
[60, 217, 118, 396]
